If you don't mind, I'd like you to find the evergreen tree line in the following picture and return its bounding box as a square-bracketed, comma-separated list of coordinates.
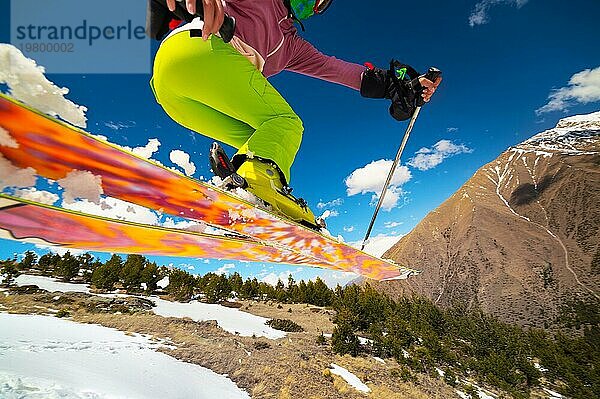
[330, 284, 600, 399]
[167, 267, 332, 304]
[2, 251, 166, 294]
[1, 251, 333, 306]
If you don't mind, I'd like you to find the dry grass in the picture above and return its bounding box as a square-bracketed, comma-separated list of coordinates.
[369, 385, 430, 399]
[0, 290, 459, 399]
[237, 300, 335, 335]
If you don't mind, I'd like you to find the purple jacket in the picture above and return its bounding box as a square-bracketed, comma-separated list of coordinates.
[224, 0, 364, 90]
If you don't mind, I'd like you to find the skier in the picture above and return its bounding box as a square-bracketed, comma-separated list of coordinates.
[147, 0, 441, 228]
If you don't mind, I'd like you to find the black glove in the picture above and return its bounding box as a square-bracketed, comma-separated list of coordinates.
[360, 61, 424, 121]
[360, 64, 394, 99]
[146, 0, 235, 42]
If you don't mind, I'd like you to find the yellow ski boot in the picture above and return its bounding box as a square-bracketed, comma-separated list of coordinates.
[209, 142, 323, 229]
[237, 158, 322, 228]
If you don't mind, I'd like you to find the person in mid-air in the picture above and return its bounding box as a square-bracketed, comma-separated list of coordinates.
[147, 0, 441, 229]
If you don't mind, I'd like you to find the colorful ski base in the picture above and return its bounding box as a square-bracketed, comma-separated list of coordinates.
[0, 94, 419, 281]
[0, 194, 323, 266]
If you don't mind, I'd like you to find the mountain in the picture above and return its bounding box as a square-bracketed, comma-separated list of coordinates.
[376, 112, 600, 329]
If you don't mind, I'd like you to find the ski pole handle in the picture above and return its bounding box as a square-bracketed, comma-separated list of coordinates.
[423, 67, 442, 83]
[415, 67, 442, 107]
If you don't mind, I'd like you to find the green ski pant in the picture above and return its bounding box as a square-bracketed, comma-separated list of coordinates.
[150, 32, 303, 183]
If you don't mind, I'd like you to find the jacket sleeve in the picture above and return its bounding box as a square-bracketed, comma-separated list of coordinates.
[285, 35, 364, 91]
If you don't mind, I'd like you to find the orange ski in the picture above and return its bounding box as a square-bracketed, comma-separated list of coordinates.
[0, 94, 419, 280]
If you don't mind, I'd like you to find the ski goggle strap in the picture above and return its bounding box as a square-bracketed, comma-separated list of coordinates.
[289, 0, 333, 20]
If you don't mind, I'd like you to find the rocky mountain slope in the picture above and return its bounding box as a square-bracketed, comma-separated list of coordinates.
[377, 112, 600, 328]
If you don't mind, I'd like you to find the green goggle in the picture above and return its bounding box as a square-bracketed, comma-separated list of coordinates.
[289, 0, 333, 20]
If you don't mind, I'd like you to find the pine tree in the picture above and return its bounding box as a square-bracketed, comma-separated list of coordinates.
[140, 261, 162, 293]
[296, 280, 307, 303]
[18, 251, 37, 270]
[332, 308, 360, 356]
[167, 268, 196, 301]
[53, 251, 81, 282]
[228, 272, 243, 296]
[119, 254, 146, 292]
[77, 253, 97, 283]
[275, 279, 286, 302]
[305, 280, 315, 304]
[91, 254, 122, 290]
[37, 253, 61, 275]
[312, 277, 333, 307]
[0, 258, 20, 286]
[205, 273, 231, 303]
[259, 280, 274, 300]
[240, 278, 259, 299]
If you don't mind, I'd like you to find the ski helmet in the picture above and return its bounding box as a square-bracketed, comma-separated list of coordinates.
[289, 0, 333, 20]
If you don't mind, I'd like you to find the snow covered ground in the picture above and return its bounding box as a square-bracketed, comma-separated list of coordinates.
[151, 296, 285, 339]
[329, 363, 370, 393]
[0, 313, 250, 399]
[15, 274, 91, 293]
[14, 274, 285, 339]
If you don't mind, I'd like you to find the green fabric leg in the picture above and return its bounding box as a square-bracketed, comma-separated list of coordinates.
[151, 33, 303, 183]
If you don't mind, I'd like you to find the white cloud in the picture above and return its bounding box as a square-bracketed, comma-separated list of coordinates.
[384, 221, 403, 229]
[352, 233, 404, 258]
[34, 244, 85, 256]
[104, 121, 136, 131]
[369, 186, 406, 212]
[317, 198, 343, 209]
[162, 218, 207, 233]
[57, 170, 104, 204]
[260, 267, 303, 286]
[62, 197, 160, 226]
[14, 188, 59, 205]
[0, 127, 18, 148]
[0, 44, 87, 127]
[262, 272, 289, 286]
[447, 127, 459, 133]
[214, 263, 236, 275]
[319, 209, 339, 220]
[469, 0, 529, 27]
[0, 154, 36, 190]
[345, 159, 412, 211]
[170, 150, 197, 176]
[408, 140, 472, 171]
[343, 225, 355, 233]
[131, 139, 161, 160]
[536, 66, 600, 115]
[312, 271, 358, 288]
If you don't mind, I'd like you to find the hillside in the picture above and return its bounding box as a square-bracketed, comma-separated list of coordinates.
[377, 112, 600, 328]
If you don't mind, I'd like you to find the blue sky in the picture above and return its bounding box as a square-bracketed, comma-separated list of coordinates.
[1, 0, 599, 285]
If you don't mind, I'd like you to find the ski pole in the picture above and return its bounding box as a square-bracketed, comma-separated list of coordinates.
[361, 68, 442, 252]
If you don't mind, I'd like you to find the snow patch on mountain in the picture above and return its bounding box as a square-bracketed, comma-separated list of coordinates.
[518, 111, 600, 154]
